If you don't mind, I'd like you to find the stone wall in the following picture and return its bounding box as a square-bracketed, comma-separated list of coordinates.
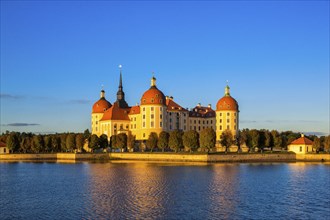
[0, 152, 329, 162]
[109, 153, 208, 162]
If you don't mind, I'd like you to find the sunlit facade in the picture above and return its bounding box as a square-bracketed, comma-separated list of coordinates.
[91, 70, 239, 141]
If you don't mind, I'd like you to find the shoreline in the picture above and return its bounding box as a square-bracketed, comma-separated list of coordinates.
[0, 152, 329, 163]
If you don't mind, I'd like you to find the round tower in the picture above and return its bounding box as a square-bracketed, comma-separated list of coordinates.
[91, 89, 112, 136]
[216, 85, 239, 141]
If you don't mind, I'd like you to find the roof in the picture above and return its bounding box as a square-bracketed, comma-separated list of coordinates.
[189, 105, 215, 118]
[140, 86, 166, 105]
[129, 105, 140, 115]
[0, 141, 6, 148]
[92, 98, 112, 113]
[216, 96, 239, 111]
[100, 102, 130, 121]
[289, 137, 313, 145]
[166, 98, 188, 112]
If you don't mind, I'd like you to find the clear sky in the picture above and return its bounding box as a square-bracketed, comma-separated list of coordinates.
[1, 1, 329, 135]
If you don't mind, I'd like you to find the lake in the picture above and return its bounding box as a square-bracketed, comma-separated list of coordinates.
[0, 161, 329, 219]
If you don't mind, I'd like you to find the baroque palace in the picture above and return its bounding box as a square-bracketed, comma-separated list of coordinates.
[91, 69, 239, 142]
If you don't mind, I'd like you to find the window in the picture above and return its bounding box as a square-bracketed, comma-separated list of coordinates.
[184, 119, 186, 123]
[143, 133, 145, 138]
[300, 146, 302, 152]
[184, 125, 186, 130]
[96, 121, 98, 125]
[114, 124, 117, 128]
[160, 122, 162, 127]
[198, 120, 200, 124]
[170, 118, 172, 122]
[120, 124, 123, 129]
[143, 99, 146, 104]
[126, 125, 129, 129]
[207, 121, 209, 124]
[151, 114, 154, 119]
[151, 121, 154, 127]
[143, 107, 145, 112]
[151, 107, 154, 111]
[194, 126, 196, 130]
[194, 120, 196, 124]
[143, 122, 146, 128]
[220, 113, 222, 116]
[151, 98, 154, 103]
[190, 126, 192, 130]
[4, 148, 6, 153]
[134, 124, 136, 129]
[169, 112, 172, 116]
[234, 113, 236, 116]
[227, 119, 230, 123]
[198, 126, 200, 131]
[143, 115, 146, 119]
[220, 119, 222, 123]
[96, 127, 98, 131]
[227, 125, 230, 129]
[170, 125, 172, 130]
[156, 94, 159, 98]
[220, 126, 222, 130]
[160, 114, 162, 119]
[211, 121, 213, 124]
[227, 113, 230, 116]
[203, 121, 205, 124]
[131, 125, 133, 129]
[160, 99, 162, 103]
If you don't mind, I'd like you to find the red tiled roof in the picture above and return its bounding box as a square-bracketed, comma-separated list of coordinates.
[216, 96, 238, 111]
[129, 105, 140, 115]
[166, 99, 188, 112]
[92, 98, 112, 113]
[100, 102, 130, 121]
[0, 141, 6, 148]
[141, 86, 166, 105]
[290, 137, 313, 145]
[189, 106, 215, 118]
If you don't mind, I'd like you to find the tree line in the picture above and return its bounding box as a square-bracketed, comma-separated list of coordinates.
[1, 128, 329, 153]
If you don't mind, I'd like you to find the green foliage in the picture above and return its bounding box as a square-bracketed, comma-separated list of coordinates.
[146, 132, 158, 152]
[117, 133, 127, 152]
[169, 130, 183, 152]
[20, 136, 32, 153]
[220, 130, 234, 152]
[324, 135, 330, 152]
[264, 130, 273, 148]
[90, 134, 100, 150]
[250, 129, 260, 151]
[313, 137, 321, 152]
[83, 129, 91, 140]
[158, 131, 169, 152]
[60, 134, 68, 152]
[127, 133, 136, 152]
[200, 128, 216, 152]
[75, 134, 84, 152]
[32, 135, 44, 153]
[43, 136, 52, 152]
[51, 135, 61, 152]
[66, 133, 76, 152]
[6, 132, 19, 152]
[111, 135, 118, 149]
[183, 130, 199, 152]
[99, 134, 109, 149]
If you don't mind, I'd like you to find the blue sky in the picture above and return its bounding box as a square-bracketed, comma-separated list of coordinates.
[1, 1, 329, 135]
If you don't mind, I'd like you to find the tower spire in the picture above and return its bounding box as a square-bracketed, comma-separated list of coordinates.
[151, 72, 156, 87]
[116, 64, 129, 108]
[225, 81, 230, 96]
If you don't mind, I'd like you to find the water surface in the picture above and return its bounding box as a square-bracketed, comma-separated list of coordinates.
[0, 161, 329, 219]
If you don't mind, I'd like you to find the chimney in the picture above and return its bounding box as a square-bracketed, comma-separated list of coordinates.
[197, 103, 201, 107]
[208, 104, 211, 108]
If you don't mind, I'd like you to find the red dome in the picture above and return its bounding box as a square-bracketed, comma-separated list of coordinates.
[92, 98, 112, 113]
[216, 96, 238, 111]
[141, 86, 166, 105]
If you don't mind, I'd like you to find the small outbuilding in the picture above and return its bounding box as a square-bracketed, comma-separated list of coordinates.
[288, 134, 313, 154]
[0, 141, 9, 154]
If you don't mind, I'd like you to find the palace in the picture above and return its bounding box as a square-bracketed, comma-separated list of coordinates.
[91, 69, 239, 142]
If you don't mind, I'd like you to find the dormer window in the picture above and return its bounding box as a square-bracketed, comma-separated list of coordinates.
[151, 98, 154, 103]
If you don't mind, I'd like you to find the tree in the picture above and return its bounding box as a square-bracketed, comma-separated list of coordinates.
[51, 135, 61, 152]
[264, 130, 273, 151]
[146, 132, 158, 152]
[183, 130, 199, 153]
[66, 133, 76, 152]
[220, 130, 234, 153]
[324, 135, 330, 153]
[6, 132, 19, 153]
[169, 130, 183, 152]
[117, 133, 127, 152]
[312, 137, 320, 152]
[250, 129, 260, 152]
[75, 134, 84, 152]
[200, 128, 216, 153]
[127, 133, 136, 152]
[83, 129, 91, 140]
[158, 131, 169, 152]
[43, 136, 52, 152]
[110, 135, 118, 150]
[20, 136, 32, 153]
[99, 134, 109, 149]
[60, 133, 68, 152]
[90, 134, 100, 150]
[32, 135, 44, 153]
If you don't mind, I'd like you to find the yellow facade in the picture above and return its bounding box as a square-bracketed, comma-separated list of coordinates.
[91, 74, 239, 143]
